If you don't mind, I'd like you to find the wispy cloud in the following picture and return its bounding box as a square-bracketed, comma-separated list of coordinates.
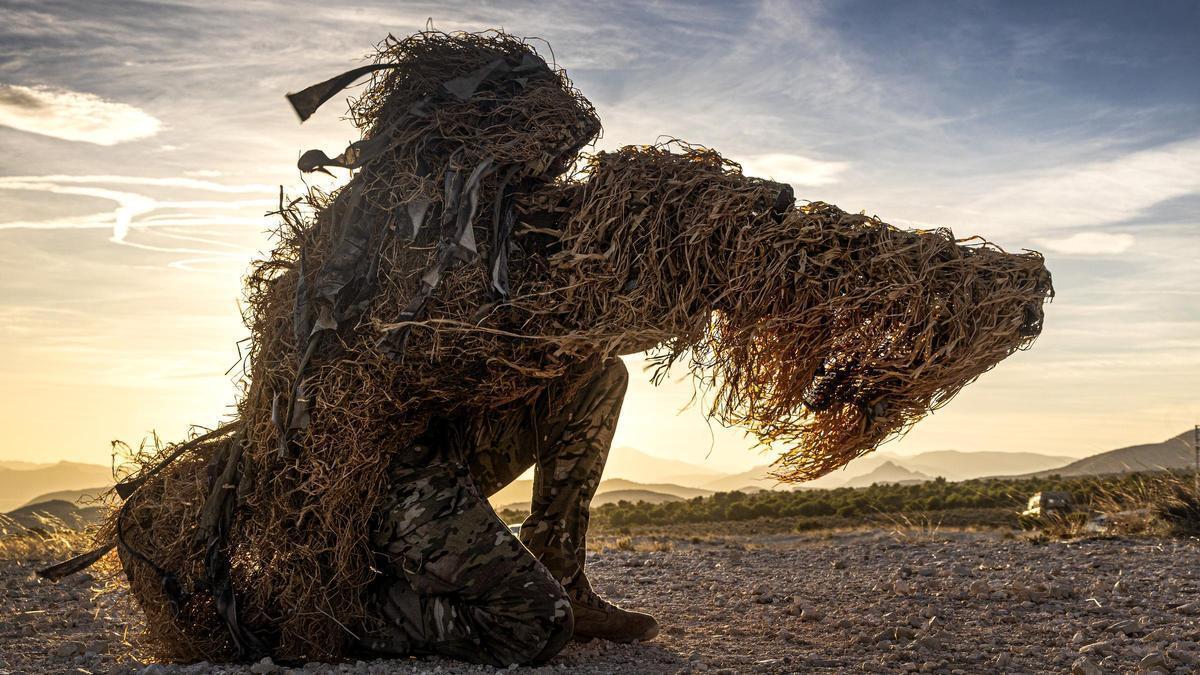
[0, 175, 269, 272]
[0, 84, 161, 145]
[961, 137, 1200, 233]
[0, 176, 272, 240]
[739, 153, 849, 187]
[1036, 231, 1135, 255]
[0, 175, 276, 193]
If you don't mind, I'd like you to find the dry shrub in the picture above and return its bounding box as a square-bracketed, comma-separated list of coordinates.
[0, 525, 98, 562]
[105, 28, 1053, 662]
[1092, 472, 1200, 536]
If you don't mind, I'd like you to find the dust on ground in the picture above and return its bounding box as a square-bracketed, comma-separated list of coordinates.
[3, 530, 1198, 674]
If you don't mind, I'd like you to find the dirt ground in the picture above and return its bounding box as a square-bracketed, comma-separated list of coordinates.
[3, 530, 1199, 674]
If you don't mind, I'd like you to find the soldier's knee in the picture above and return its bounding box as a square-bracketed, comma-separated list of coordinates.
[601, 356, 628, 392]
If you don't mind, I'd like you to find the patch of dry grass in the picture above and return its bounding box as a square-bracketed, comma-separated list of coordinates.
[0, 520, 99, 562]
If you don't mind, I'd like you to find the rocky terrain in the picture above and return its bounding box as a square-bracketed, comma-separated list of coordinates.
[3, 530, 1199, 674]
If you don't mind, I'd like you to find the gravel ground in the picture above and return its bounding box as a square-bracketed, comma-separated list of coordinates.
[3, 530, 1199, 674]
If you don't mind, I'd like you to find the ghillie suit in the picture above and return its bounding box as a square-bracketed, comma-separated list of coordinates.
[46, 30, 1051, 663]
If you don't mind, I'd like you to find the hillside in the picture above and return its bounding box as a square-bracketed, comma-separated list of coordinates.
[0, 460, 54, 470]
[584, 489, 683, 507]
[701, 464, 779, 492]
[1025, 429, 1195, 477]
[3, 499, 107, 532]
[22, 486, 110, 508]
[898, 450, 1073, 480]
[690, 450, 1074, 492]
[841, 461, 931, 487]
[603, 446, 724, 484]
[497, 490, 682, 512]
[0, 462, 114, 512]
[599, 479, 712, 499]
[489, 477, 712, 512]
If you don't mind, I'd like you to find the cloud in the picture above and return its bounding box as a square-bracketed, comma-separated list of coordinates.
[0, 84, 160, 145]
[963, 137, 1200, 233]
[0, 174, 275, 193]
[738, 153, 850, 187]
[0, 175, 269, 272]
[1036, 231, 1136, 255]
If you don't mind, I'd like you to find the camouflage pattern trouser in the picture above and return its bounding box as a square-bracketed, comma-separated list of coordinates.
[362, 357, 628, 666]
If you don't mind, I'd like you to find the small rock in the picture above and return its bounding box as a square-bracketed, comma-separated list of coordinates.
[1108, 619, 1140, 636]
[800, 607, 824, 622]
[1138, 652, 1167, 670]
[1072, 656, 1102, 675]
[1079, 640, 1111, 655]
[994, 652, 1012, 668]
[141, 666, 167, 675]
[54, 642, 84, 658]
[250, 657, 278, 674]
[968, 579, 991, 597]
[1142, 627, 1170, 642]
[1166, 649, 1196, 665]
[892, 579, 913, 595]
[913, 636, 942, 651]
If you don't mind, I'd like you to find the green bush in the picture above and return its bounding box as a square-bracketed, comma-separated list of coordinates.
[586, 470, 1196, 530]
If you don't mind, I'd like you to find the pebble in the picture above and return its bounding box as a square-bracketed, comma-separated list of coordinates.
[1108, 619, 1140, 635]
[53, 641, 83, 657]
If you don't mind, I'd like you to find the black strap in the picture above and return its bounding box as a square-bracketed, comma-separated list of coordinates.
[286, 63, 401, 122]
[36, 542, 116, 581]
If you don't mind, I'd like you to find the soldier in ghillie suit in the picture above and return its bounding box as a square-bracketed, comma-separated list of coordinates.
[46, 30, 1050, 670]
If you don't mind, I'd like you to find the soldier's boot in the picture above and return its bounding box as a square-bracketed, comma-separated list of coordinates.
[567, 579, 660, 643]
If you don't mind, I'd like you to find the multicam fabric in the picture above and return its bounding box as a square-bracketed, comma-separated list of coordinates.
[362, 358, 627, 665]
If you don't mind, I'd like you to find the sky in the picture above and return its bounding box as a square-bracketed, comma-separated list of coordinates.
[0, 0, 1197, 472]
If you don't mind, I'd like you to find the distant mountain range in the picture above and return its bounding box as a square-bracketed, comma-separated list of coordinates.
[841, 461, 931, 488]
[604, 446, 725, 485]
[491, 476, 713, 511]
[1021, 430, 1195, 478]
[0, 462, 114, 512]
[5, 430, 1193, 517]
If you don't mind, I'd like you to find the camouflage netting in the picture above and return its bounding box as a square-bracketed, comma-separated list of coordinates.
[99, 29, 1052, 662]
